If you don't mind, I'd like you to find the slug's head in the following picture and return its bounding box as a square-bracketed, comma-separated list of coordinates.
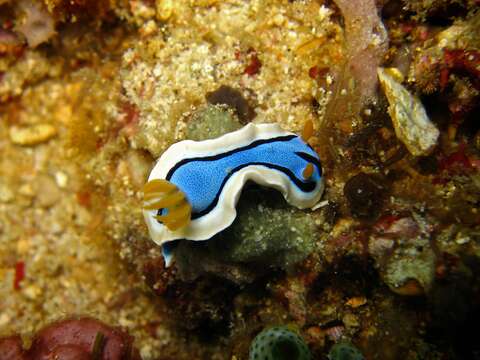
[142, 179, 191, 231]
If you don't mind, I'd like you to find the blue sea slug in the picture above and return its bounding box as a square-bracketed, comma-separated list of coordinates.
[143, 122, 324, 265]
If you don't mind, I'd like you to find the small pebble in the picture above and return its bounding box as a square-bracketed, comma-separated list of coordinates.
[16, 239, 30, 255]
[23, 284, 42, 300]
[35, 175, 61, 208]
[156, 0, 174, 20]
[9, 124, 57, 146]
[0, 313, 10, 327]
[0, 183, 14, 203]
[455, 232, 470, 244]
[55, 171, 68, 188]
[18, 183, 35, 197]
[345, 296, 367, 308]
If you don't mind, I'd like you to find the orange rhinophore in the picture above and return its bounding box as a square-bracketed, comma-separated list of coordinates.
[142, 179, 191, 231]
[301, 119, 314, 142]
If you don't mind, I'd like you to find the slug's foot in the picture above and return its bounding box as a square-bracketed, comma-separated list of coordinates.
[143, 179, 192, 231]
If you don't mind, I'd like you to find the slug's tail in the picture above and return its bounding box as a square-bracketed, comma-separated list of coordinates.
[142, 179, 191, 231]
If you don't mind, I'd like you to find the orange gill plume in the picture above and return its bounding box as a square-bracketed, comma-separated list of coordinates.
[302, 163, 314, 179]
[301, 119, 315, 179]
[142, 179, 192, 231]
[301, 119, 314, 142]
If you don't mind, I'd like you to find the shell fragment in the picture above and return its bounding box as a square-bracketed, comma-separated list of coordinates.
[378, 67, 439, 156]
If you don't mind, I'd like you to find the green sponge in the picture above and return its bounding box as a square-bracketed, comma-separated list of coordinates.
[249, 326, 311, 360]
[328, 341, 364, 360]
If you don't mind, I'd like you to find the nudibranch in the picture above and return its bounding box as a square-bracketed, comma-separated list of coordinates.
[143, 122, 324, 266]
